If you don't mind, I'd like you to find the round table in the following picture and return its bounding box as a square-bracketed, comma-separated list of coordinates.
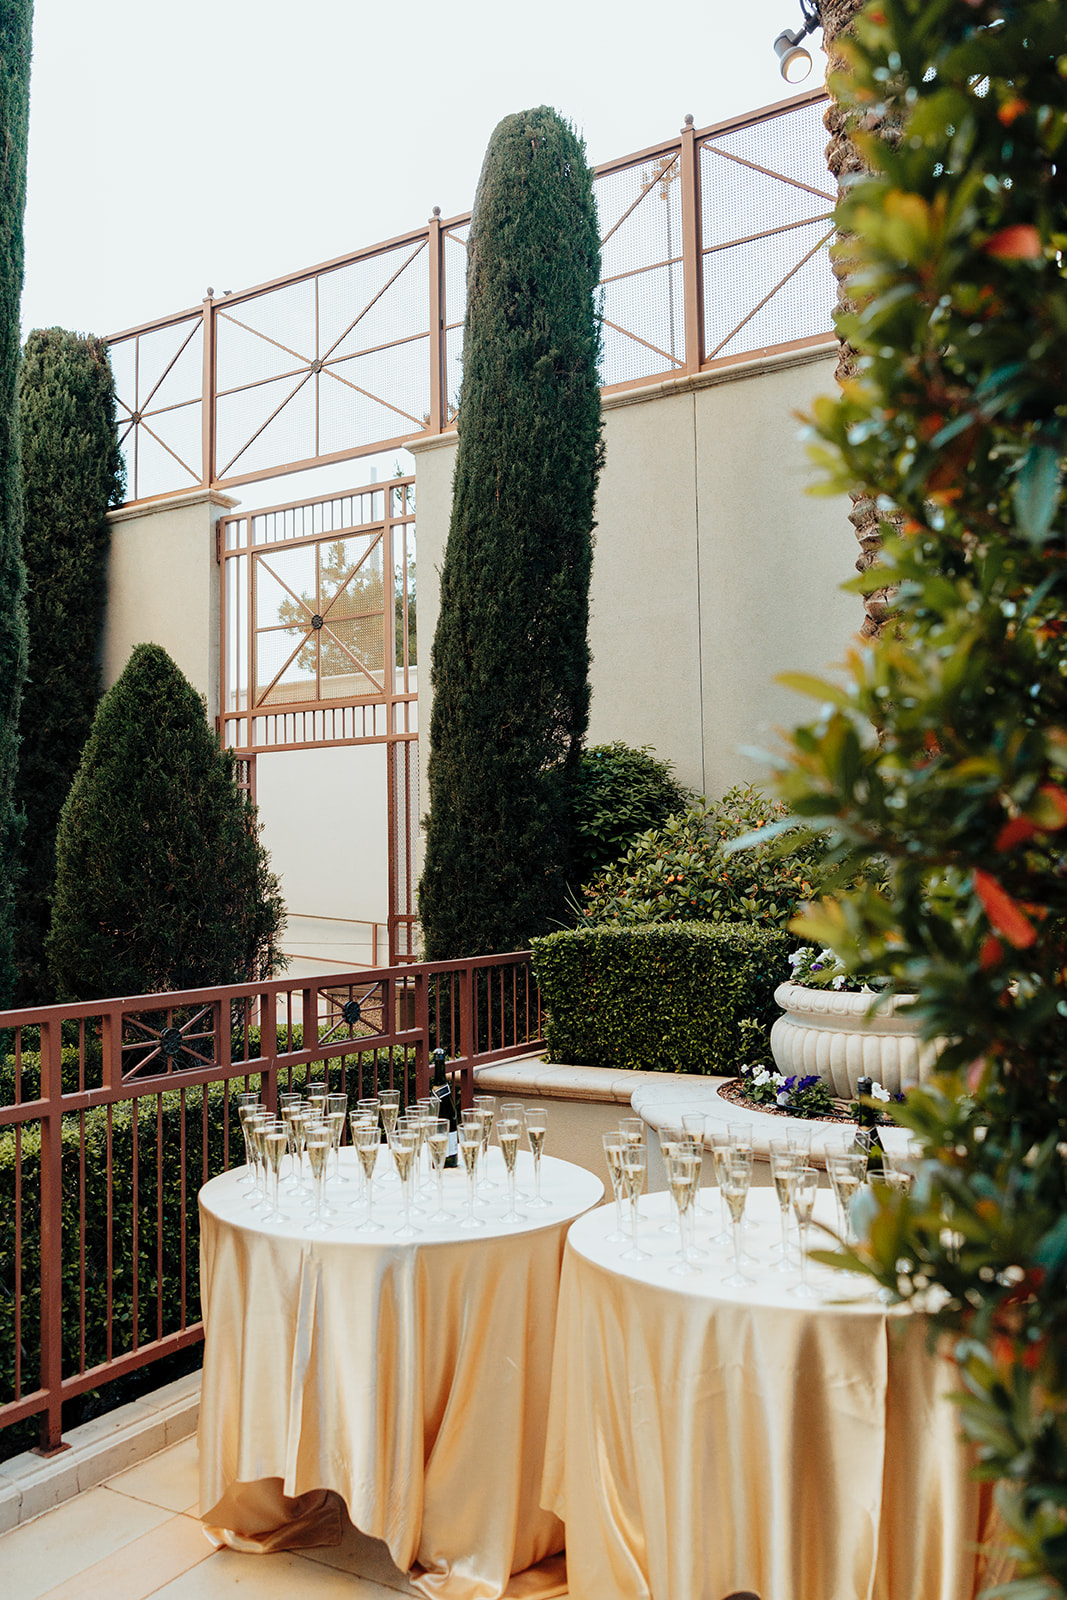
[198, 1149, 602, 1599]
[541, 1188, 1001, 1600]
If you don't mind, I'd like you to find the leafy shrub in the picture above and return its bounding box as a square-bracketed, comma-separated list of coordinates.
[15, 328, 125, 1005]
[531, 921, 792, 1073]
[578, 785, 827, 929]
[569, 741, 690, 888]
[47, 644, 287, 1000]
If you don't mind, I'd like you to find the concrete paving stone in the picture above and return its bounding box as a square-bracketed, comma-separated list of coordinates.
[31, 1511, 214, 1600]
[105, 1437, 200, 1515]
[152, 1544, 406, 1599]
[0, 1483, 173, 1600]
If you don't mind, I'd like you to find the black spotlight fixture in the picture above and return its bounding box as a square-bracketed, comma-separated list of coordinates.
[773, 0, 822, 83]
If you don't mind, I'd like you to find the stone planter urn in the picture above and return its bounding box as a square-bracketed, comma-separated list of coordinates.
[769, 981, 944, 1099]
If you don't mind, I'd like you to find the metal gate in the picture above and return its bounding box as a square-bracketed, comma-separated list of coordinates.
[219, 476, 418, 962]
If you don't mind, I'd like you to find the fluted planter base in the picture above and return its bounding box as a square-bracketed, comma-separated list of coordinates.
[769, 981, 943, 1099]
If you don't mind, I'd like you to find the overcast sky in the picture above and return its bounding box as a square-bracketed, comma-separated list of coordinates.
[20, 0, 825, 342]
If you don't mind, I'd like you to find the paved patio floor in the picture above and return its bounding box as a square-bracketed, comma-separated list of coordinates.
[1, 1433, 561, 1600]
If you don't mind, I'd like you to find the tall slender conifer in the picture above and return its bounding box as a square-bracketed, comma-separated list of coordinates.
[16, 329, 125, 1003]
[0, 2, 33, 1006]
[420, 106, 603, 958]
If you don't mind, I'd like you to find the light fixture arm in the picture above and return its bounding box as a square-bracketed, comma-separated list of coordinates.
[773, 0, 823, 82]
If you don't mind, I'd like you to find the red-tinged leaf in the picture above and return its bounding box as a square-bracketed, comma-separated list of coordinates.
[973, 869, 1037, 948]
[984, 224, 1042, 259]
[979, 934, 1004, 970]
[1035, 785, 1067, 828]
[994, 816, 1037, 851]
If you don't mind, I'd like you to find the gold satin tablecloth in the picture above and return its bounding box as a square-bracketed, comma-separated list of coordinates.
[542, 1188, 998, 1600]
[198, 1151, 602, 1599]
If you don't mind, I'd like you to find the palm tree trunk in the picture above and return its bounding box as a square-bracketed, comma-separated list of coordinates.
[821, 0, 899, 638]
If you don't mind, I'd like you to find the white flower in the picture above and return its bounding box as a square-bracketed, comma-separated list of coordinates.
[776, 1090, 790, 1107]
[870, 1082, 891, 1103]
[832, 974, 847, 990]
[753, 1068, 771, 1087]
[771, 1072, 785, 1086]
[788, 948, 811, 970]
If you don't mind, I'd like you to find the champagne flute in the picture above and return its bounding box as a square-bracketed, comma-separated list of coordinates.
[721, 1155, 755, 1288]
[498, 1115, 525, 1223]
[790, 1165, 821, 1299]
[657, 1127, 684, 1233]
[457, 1122, 485, 1229]
[708, 1132, 734, 1246]
[326, 1094, 350, 1183]
[262, 1121, 288, 1218]
[473, 1095, 498, 1189]
[619, 1117, 644, 1146]
[524, 1108, 549, 1207]
[827, 1150, 864, 1243]
[378, 1090, 401, 1185]
[307, 1082, 328, 1115]
[619, 1141, 648, 1262]
[247, 1110, 274, 1210]
[602, 1132, 628, 1244]
[353, 1123, 382, 1232]
[347, 1110, 375, 1207]
[236, 1097, 263, 1186]
[426, 1117, 451, 1223]
[304, 1128, 333, 1232]
[391, 1129, 420, 1237]
[667, 1148, 701, 1275]
[681, 1114, 707, 1242]
[769, 1141, 801, 1272]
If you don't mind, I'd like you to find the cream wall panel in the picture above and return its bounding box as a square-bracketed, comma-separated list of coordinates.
[104, 489, 236, 714]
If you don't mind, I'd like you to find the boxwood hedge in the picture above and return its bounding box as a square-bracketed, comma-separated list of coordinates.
[530, 921, 791, 1073]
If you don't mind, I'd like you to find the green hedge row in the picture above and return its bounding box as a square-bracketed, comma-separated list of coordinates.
[530, 922, 791, 1073]
[0, 1047, 418, 1458]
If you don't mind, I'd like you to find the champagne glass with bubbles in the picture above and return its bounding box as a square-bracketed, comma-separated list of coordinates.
[721, 1152, 755, 1288]
[498, 1114, 526, 1224]
[619, 1141, 648, 1262]
[790, 1165, 821, 1299]
[304, 1127, 334, 1232]
[353, 1123, 383, 1232]
[426, 1117, 451, 1223]
[474, 1095, 498, 1190]
[602, 1132, 628, 1245]
[668, 1147, 701, 1275]
[457, 1118, 485, 1230]
[524, 1108, 549, 1207]
[391, 1128, 420, 1238]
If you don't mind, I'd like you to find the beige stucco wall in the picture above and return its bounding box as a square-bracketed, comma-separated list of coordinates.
[410, 342, 857, 877]
[104, 488, 237, 714]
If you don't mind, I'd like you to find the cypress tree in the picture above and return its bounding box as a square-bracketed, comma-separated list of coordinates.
[47, 644, 287, 1001]
[0, 2, 33, 1007]
[16, 329, 125, 1003]
[420, 106, 603, 958]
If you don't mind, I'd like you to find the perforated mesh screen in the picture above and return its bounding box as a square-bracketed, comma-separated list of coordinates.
[112, 97, 836, 503]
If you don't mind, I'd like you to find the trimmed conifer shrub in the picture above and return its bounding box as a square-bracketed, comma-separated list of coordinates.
[0, 1, 33, 1007]
[47, 644, 287, 1001]
[15, 329, 125, 1003]
[420, 106, 603, 959]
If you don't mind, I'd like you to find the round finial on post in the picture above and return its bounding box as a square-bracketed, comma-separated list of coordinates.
[682, 114, 694, 129]
[430, 206, 441, 220]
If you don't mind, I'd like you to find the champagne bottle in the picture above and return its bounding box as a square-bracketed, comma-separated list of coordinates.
[855, 1075, 884, 1173]
[430, 1048, 459, 1167]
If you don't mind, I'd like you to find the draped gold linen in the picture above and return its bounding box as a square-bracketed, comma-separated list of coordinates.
[542, 1189, 997, 1600]
[198, 1155, 602, 1598]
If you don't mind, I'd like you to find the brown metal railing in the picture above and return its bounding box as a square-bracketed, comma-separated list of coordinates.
[107, 90, 835, 505]
[0, 952, 542, 1454]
